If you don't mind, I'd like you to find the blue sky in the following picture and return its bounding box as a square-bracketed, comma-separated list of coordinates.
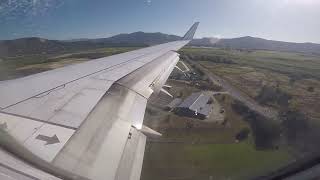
[1, 0, 320, 43]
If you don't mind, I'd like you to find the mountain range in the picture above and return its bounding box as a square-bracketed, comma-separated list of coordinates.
[209, 36, 320, 54]
[1, 32, 320, 57]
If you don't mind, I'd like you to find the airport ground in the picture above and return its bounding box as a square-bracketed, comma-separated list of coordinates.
[141, 59, 294, 180]
[140, 48, 320, 180]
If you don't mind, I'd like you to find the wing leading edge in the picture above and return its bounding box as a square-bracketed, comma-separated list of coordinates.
[0, 22, 199, 180]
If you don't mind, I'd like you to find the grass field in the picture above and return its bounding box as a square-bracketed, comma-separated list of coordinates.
[142, 80, 293, 180]
[143, 47, 320, 180]
[142, 142, 292, 180]
[181, 48, 320, 79]
[187, 142, 291, 179]
[180, 48, 320, 121]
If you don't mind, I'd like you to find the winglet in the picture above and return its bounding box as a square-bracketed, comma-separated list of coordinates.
[182, 22, 200, 40]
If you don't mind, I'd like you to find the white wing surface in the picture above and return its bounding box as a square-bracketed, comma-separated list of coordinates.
[0, 22, 199, 180]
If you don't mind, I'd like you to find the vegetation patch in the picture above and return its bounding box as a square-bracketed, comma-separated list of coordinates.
[255, 85, 292, 108]
[231, 100, 281, 150]
[280, 110, 320, 154]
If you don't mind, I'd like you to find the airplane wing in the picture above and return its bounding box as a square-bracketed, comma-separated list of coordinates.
[0, 22, 199, 180]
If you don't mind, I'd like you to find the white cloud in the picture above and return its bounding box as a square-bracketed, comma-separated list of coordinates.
[146, 0, 152, 5]
[213, 34, 223, 39]
[283, 0, 320, 5]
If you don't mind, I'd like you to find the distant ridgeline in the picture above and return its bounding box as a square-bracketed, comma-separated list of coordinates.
[1, 33, 320, 57]
[0, 32, 180, 58]
[187, 36, 320, 55]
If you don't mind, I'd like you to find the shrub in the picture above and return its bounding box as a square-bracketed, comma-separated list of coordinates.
[235, 128, 250, 141]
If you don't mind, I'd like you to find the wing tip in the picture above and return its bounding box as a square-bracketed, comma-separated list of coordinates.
[182, 22, 200, 40]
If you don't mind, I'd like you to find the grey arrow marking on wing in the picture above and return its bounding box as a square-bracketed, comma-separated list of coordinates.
[36, 134, 60, 145]
[0, 122, 7, 130]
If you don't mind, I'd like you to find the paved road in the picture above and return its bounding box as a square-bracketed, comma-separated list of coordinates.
[190, 61, 278, 120]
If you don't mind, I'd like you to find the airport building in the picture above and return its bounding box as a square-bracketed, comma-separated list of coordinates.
[174, 92, 213, 120]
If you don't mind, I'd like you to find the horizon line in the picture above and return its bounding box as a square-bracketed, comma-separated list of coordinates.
[0, 32, 319, 44]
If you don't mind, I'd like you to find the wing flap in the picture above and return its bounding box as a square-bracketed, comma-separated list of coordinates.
[23, 123, 75, 162]
[51, 84, 146, 180]
[0, 113, 75, 162]
[115, 128, 147, 180]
